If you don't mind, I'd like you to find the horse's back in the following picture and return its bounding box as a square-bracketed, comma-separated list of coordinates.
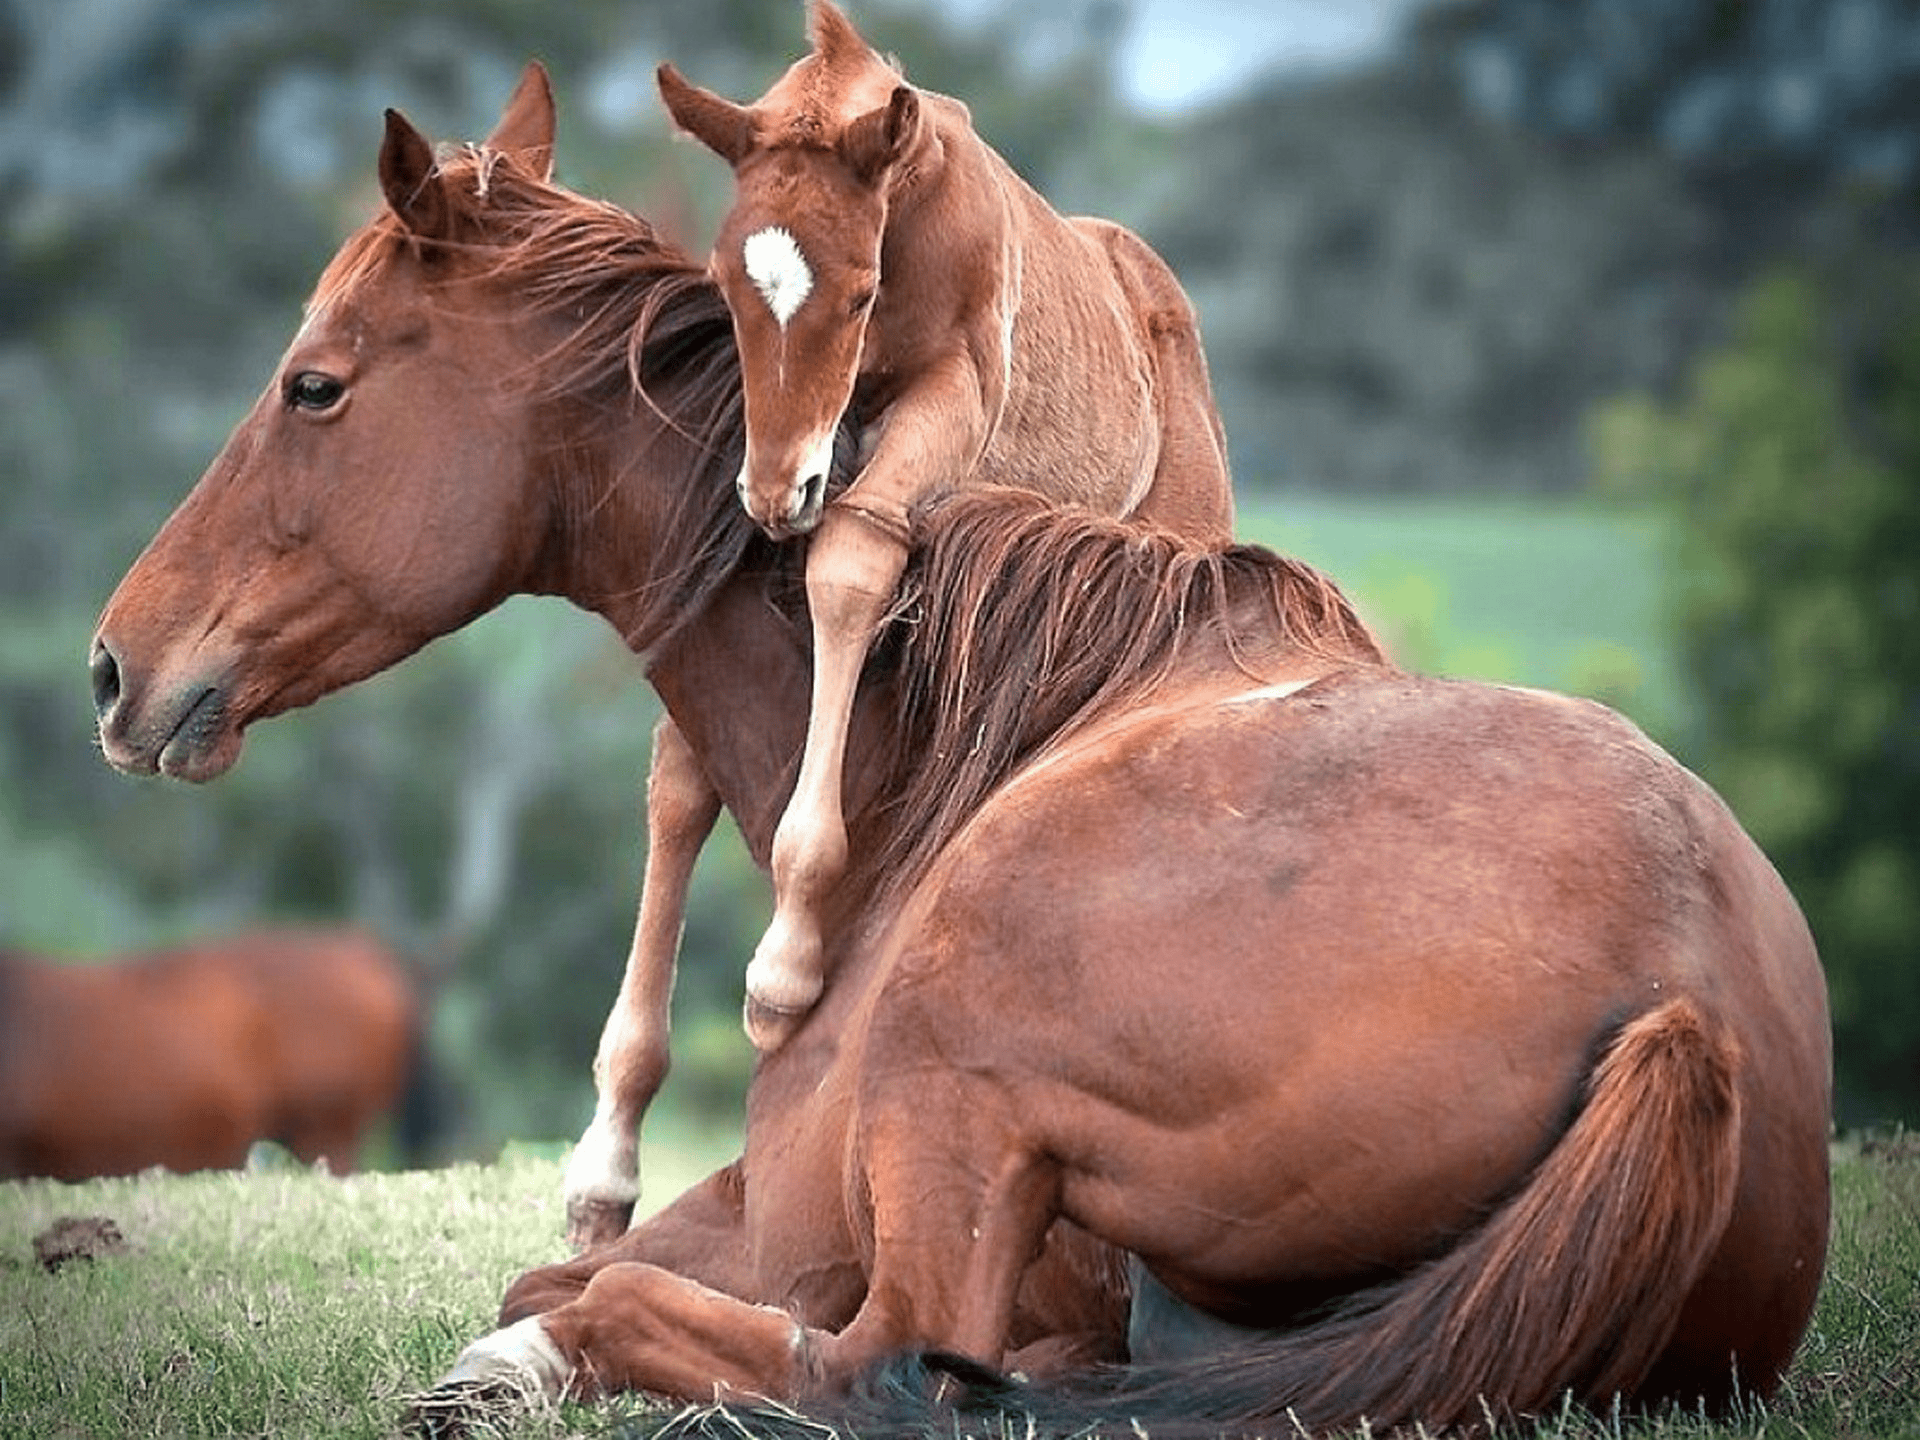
[1069, 214, 1232, 542]
[926, 104, 1231, 539]
[863, 668, 1827, 1365]
[0, 932, 416, 1179]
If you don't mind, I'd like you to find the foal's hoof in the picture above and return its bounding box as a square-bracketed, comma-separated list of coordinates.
[743, 920, 825, 1054]
[743, 993, 812, 1053]
[742, 937, 823, 1053]
[565, 1195, 636, 1252]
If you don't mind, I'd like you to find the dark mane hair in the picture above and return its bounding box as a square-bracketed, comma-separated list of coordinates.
[864, 490, 1387, 904]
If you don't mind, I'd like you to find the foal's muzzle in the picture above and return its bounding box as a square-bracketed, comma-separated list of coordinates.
[736, 446, 832, 539]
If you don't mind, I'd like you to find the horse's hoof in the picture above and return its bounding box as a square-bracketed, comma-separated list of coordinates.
[743, 993, 810, 1052]
[565, 1195, 636, 1252]
[402, 1379, 520, 1439]
[409, 1316, 571, 1436]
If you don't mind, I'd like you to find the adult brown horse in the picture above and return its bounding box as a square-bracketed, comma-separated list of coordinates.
[89, 76, 1829, 1434]
[0, 929, 415, 1180]
[657, 0, 1233, 1050]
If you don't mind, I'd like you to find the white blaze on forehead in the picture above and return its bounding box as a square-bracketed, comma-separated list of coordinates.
[742, 226, 813, 326]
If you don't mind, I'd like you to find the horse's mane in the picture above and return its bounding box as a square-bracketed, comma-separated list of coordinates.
[301, 143, 1380, 923]
[862, 491, 1388, 906]
[310, 144, 845, 652]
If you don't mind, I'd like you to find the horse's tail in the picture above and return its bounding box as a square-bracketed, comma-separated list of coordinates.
[847, 996, 1746, 1437]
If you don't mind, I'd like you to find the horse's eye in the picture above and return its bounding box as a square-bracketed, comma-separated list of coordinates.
[848, 288, 876, 318]
[285, 372, 346, 412]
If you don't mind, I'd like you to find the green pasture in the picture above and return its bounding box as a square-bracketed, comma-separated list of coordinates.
[1, 1137, 1914, 1439]
[1241, 492, 1685, 745]
[0, 1133, 734, 1440]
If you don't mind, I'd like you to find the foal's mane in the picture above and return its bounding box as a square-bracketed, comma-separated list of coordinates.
[865, 491, 1387, 904]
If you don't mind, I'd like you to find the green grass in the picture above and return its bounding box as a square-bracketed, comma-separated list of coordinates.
[0, 1133, 734, 1439]
[2, 1137, 1915, 1439]
[1240, 492, 1687, 741]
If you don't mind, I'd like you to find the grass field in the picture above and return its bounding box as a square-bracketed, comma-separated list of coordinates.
[1, 1133, 1914, 1439]
[1239, 492, 1687, 742]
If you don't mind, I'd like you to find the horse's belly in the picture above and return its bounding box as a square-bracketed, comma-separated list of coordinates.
[984, 352, 1157, 514]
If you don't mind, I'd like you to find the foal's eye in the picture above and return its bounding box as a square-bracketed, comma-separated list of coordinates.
[848, 288, 877, 318]
[285, 372, 346, 412]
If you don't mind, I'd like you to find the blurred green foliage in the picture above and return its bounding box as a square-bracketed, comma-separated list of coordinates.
[1592, 267, 1920, 1123]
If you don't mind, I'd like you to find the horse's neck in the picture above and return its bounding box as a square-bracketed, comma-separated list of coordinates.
[885, 95, 987, 241]
[643, 578, 812, 861]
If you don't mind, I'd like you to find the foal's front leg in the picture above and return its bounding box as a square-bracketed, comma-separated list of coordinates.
[743, 499, 909, 1051]
[563, 715, 722, 1249]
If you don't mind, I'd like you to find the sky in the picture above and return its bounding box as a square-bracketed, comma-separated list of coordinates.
[939, 0, 1434, 113]
[1110, 0, 1432, 111]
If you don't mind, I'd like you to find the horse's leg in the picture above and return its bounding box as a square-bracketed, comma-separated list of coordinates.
[511, 1160, 760, 1323]
[562, 715, 722, 1250]
[745, 500, 909, 1051]
[426, 1174, 804, 1423]
[432, 1137, 1058, 1413]
[283, 1118, 364, 1175]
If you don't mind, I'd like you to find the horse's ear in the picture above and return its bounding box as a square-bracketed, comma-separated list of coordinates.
[379, 108, 451, 239]
[657, 63, 756, 166]
[840, 85, 920, 186]
[486, 60, 556, 180]
[808, 0, 873, 64]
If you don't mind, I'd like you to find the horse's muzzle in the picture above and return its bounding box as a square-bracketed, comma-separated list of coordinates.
[90, 634, 240, 782]
[738, 470, 827, 540]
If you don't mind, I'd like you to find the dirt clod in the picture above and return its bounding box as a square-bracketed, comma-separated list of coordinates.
[32, 1214, 130, 1272]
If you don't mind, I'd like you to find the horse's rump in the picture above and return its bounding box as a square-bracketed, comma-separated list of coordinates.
[823, 661, 1826, 1417]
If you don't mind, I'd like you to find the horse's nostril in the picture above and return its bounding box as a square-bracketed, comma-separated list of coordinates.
[89, 637, 121, 719]
[797, 473, 826, 520]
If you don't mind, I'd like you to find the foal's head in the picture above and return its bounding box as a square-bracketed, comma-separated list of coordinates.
[658, 0, 926, 538]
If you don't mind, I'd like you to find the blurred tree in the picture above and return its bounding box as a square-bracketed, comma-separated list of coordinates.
[1591, 264, 1920, 1123]
[1122, 0, 1920, 495]
[1429, 0, 1920, 188]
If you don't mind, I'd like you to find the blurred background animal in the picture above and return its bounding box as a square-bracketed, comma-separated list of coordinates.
[0, 928, 419, 1180]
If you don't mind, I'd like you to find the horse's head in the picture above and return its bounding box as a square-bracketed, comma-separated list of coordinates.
[658, 0, 923, 539]
[91, 67, 566, 781]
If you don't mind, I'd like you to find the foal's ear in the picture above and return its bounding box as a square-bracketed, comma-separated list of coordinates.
[379, 109, 452, 239]
[657, 64, 756, 166]
[809, 0, 874, 65]
[840, 85, 920, 186]
[486, 60, 557, 181]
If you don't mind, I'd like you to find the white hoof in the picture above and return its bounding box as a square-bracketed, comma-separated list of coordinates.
[438, 1317, 572, 1401]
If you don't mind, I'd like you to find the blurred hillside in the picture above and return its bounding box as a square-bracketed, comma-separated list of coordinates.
[2, 0, 1915, 1148]
[1110, 0, 1920, 492]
